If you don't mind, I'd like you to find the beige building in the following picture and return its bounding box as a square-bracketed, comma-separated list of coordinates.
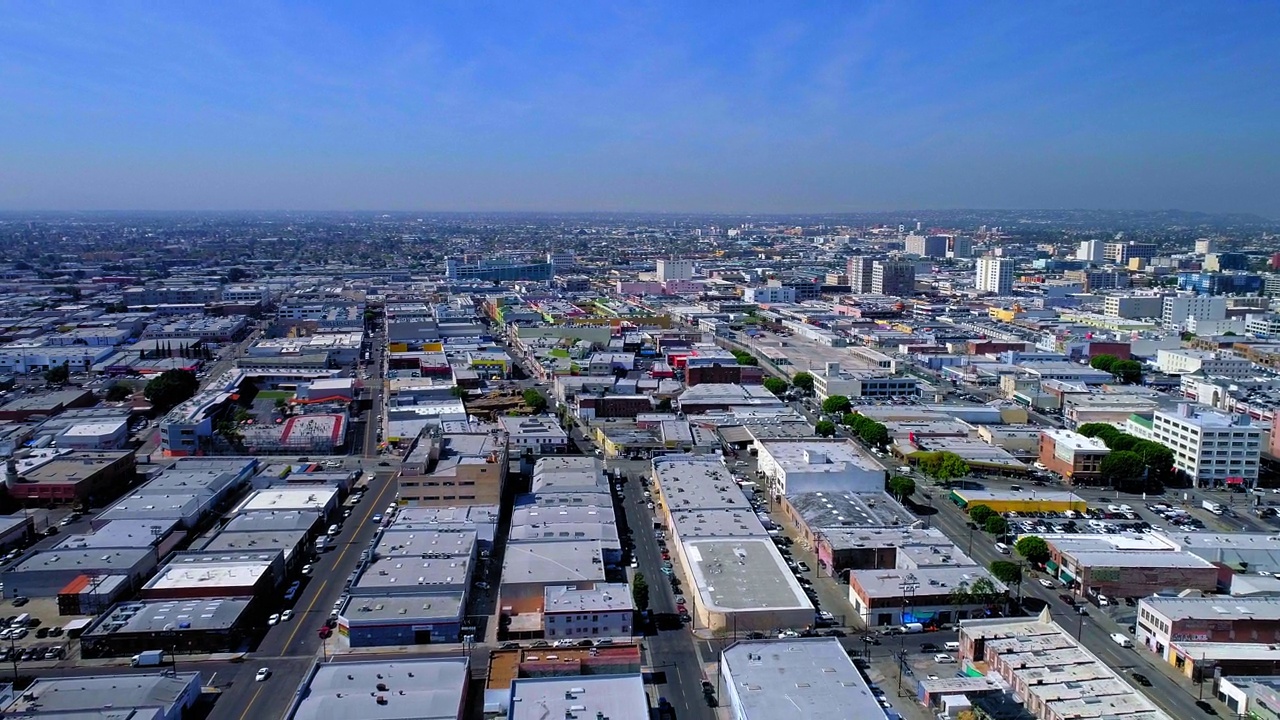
[397, 428, 509, 506]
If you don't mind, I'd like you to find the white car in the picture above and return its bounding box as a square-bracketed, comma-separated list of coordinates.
[629, 558, 638, 568]
[933, 653, 956, 664]
[301, 564, 313, 576]
[372, 514, 383, 523]
[255, 667, 271, 681]
[777, 629, 800, 638]
[267, 614, 280, 626]
[1038, 579, 1055, 588]
[281, 609, 294, 621]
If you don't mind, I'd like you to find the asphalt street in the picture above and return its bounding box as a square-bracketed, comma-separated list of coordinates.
[206, 466, 400, 720]
[614, 461, 712, 720]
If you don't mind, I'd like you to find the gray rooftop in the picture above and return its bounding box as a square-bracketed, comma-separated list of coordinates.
[374, 528, 476, 558]
[341, 592, 464, 624]
[787, 490, 915, 531]
[851, 566, 1008, 599]
[669, 507, 767, 539]
[502, 541, 606, 586]
[653, 456, 752, 512]
[509, 675, 647, 720]
[722, 638, 881, 720]
[684, 538, 812, 612]
[1140, 595, 1280, 622]
[354, 555, 472, 593]
[201, 529, 309, 557]
[53, 518, 178, 550]
[7, 672, 201, 716]
[289, 658, 469, 720]
[8, 547, 153, 574]
[222, 509, 322, 533]
[87, 598, 251, 634]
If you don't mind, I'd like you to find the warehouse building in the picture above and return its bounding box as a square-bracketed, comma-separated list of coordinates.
[755, 439, 886, 495]
[509, 674, 647, 720]
[1, 547, 157, 597]
[79, 597, 255, 657]
[1137, 596, 1280, 664]
[849, 566, 1007, 628]
[339, 593, 465, 646]
[287, 657, 469, 720]
[141, 551, 284, 600]
[721, 638, 881, 720]
[950, 488, 1087, 514]
[3, 672, 203, 720]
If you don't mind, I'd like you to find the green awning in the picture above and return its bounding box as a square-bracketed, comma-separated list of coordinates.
[1046, 560, 1059, 572]
[1060, 568, 1075, 582]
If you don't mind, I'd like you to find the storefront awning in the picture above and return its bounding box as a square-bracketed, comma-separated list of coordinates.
[1046, 560, 1059, 573]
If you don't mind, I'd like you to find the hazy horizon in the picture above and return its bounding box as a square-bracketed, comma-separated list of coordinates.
[2, 3, 1278, 216]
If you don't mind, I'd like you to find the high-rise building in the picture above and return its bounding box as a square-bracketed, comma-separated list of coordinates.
[1103, 242, 1158, 264]
[975, 257, 1014, 295]
[655, 258, 693, 282]
[1076, 240, 1104, 263]
[1162, 296, 1226, 330]
[1147, 405, 1261, 488]
[846, 256, 876, 294]
[904, 234, 948, 258]
[1195, 238, 1217, 254]
[871, 260, 915, 296]
[945, 236, 973, 259]
[1103, 295, 1165, 319]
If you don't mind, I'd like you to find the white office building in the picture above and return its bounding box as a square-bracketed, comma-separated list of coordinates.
[975, 256, 1014, 295]
[1162, 296, 1227, 330]
[1077, 240, 1105, 263]
[744, 286, 797, 304]
[1149, 404, 1262, 488]
[1156, 349, 1255, 378]
[655, 258, 693, 282]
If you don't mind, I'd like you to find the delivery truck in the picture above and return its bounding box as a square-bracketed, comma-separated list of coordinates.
[131, 650, 166, 667]
[1202, 500, 1224, 515]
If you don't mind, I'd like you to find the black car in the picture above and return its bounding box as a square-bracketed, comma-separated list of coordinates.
[1125, 597, 1136, 607]
[747, 631, 766, 640]
[1195, 700, 1218, 715]
[861, 635, 881, 645]
[1131, 673, 1152, 687]
[823, 629, 846, 637]
[920, 643, 940, 652]
[1058, 594, 1076, 605]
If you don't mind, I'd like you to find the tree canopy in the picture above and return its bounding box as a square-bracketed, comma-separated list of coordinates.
[730, 350, 758, 366]
[104, 383, 132, 402]
[791, 372, 814, 393]
[989, 560, 1023, 584]
[821, 395, 852, 415]
[1015, 536, 1051, 564]
[887, 475, 916, 501]
[522, 389, 548, 412]
[917, 451, 970, 480]
[968, 504, 996, 524]
[844, 412, 889, 448]
[43, 361, 70, 385]
[143, 369, 199, 411]
[763, 377, 788, 396]
[814, 420, 836, 437]
[984, 515, 1009, 536]
[631, 573, 650, 612]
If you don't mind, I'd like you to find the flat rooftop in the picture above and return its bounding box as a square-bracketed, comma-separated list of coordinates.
[544, 583, 634, 614]
[88, 598, 250, 634]
[1141, 596, 1280, 622]
[289, 658, 469, 720]
[374, 528, 476, 558]
[955, 488, 1085, 504]
[145, 560, 273, 591]
[509, 674, 647, 720]
[851, 566, 1007, 600]
[342, 593, 464, 623]
[502, 541, 606, 586]
[6, 672, 201, 716]
[757, 440, 883, 474]
[653, 456, 752, 511]
[669, 507, 767, 539]
[235, 486, 339, 513]
[684, 538, 812, 613]
[1042, 428, 1110, 452]
[722, 638, 881, 720]
[355, 555, 472, 592]
[787, 490, 915, 531]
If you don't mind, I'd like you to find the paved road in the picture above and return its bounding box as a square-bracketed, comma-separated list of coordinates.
[614, 463, 711, 720]
[207, 467, 400, 720]
[926, 488, 1215, 719]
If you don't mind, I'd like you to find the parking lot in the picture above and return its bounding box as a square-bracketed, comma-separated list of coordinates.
[0, 596, 79, 668]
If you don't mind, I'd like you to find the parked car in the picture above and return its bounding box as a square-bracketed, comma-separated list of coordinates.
[1131, 672, 1152, 687]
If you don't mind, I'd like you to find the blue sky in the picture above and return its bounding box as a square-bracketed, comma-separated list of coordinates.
[1, 1, 1278, 214]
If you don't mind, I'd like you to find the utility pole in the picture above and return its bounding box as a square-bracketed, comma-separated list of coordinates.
[896, 574, 918, 698]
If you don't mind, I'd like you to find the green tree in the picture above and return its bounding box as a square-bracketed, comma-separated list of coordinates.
[969, 577, 1002, 608]
[43, 361, 70, 385]
[731, 350, 758, 366]
[273, 397, 288, 410]
[1077, 423, 1122, 447]
[989, 560, 1023, 585]
[888, 475, 916, 501]
[450, 385, 468, 398]
[105, 383, 132, 402]
[984, 515, 1009, 536]
[791, 372, 814, 393]
[1100, 450, 1146, 487]
[814, 420, 836, 437]
[1089, 354, 1118, 373]
[1015, 536, 1051, 565]
[968, 504, 995, 525]
[918, 451, 970, 480]
[1111, 359, 1143, 384]
[841, 412, 859, 427]
[821, 395, 851, 415]
[143, 369, 200, 411]
[949, 581, 974, 608]
[522, 388, 548, 412]
[632, 572, 650, 612]
[859, 420, 889, 448]
[763, 377, 788, 396]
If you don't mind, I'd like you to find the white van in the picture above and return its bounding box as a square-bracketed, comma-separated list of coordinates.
[1110, 633, 1133, 648]
[944, 641, 960, 652]
[995, 542, 1010, 554]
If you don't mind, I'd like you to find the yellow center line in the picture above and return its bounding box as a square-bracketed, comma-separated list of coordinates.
[279, 473, 397, 653]
[236, 685, 266, 720]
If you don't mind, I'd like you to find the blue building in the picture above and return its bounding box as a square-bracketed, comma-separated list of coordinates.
[1177, 272, 1263, 296]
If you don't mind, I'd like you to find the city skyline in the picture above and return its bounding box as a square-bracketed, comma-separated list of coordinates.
[1, 3, 1278, 215]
